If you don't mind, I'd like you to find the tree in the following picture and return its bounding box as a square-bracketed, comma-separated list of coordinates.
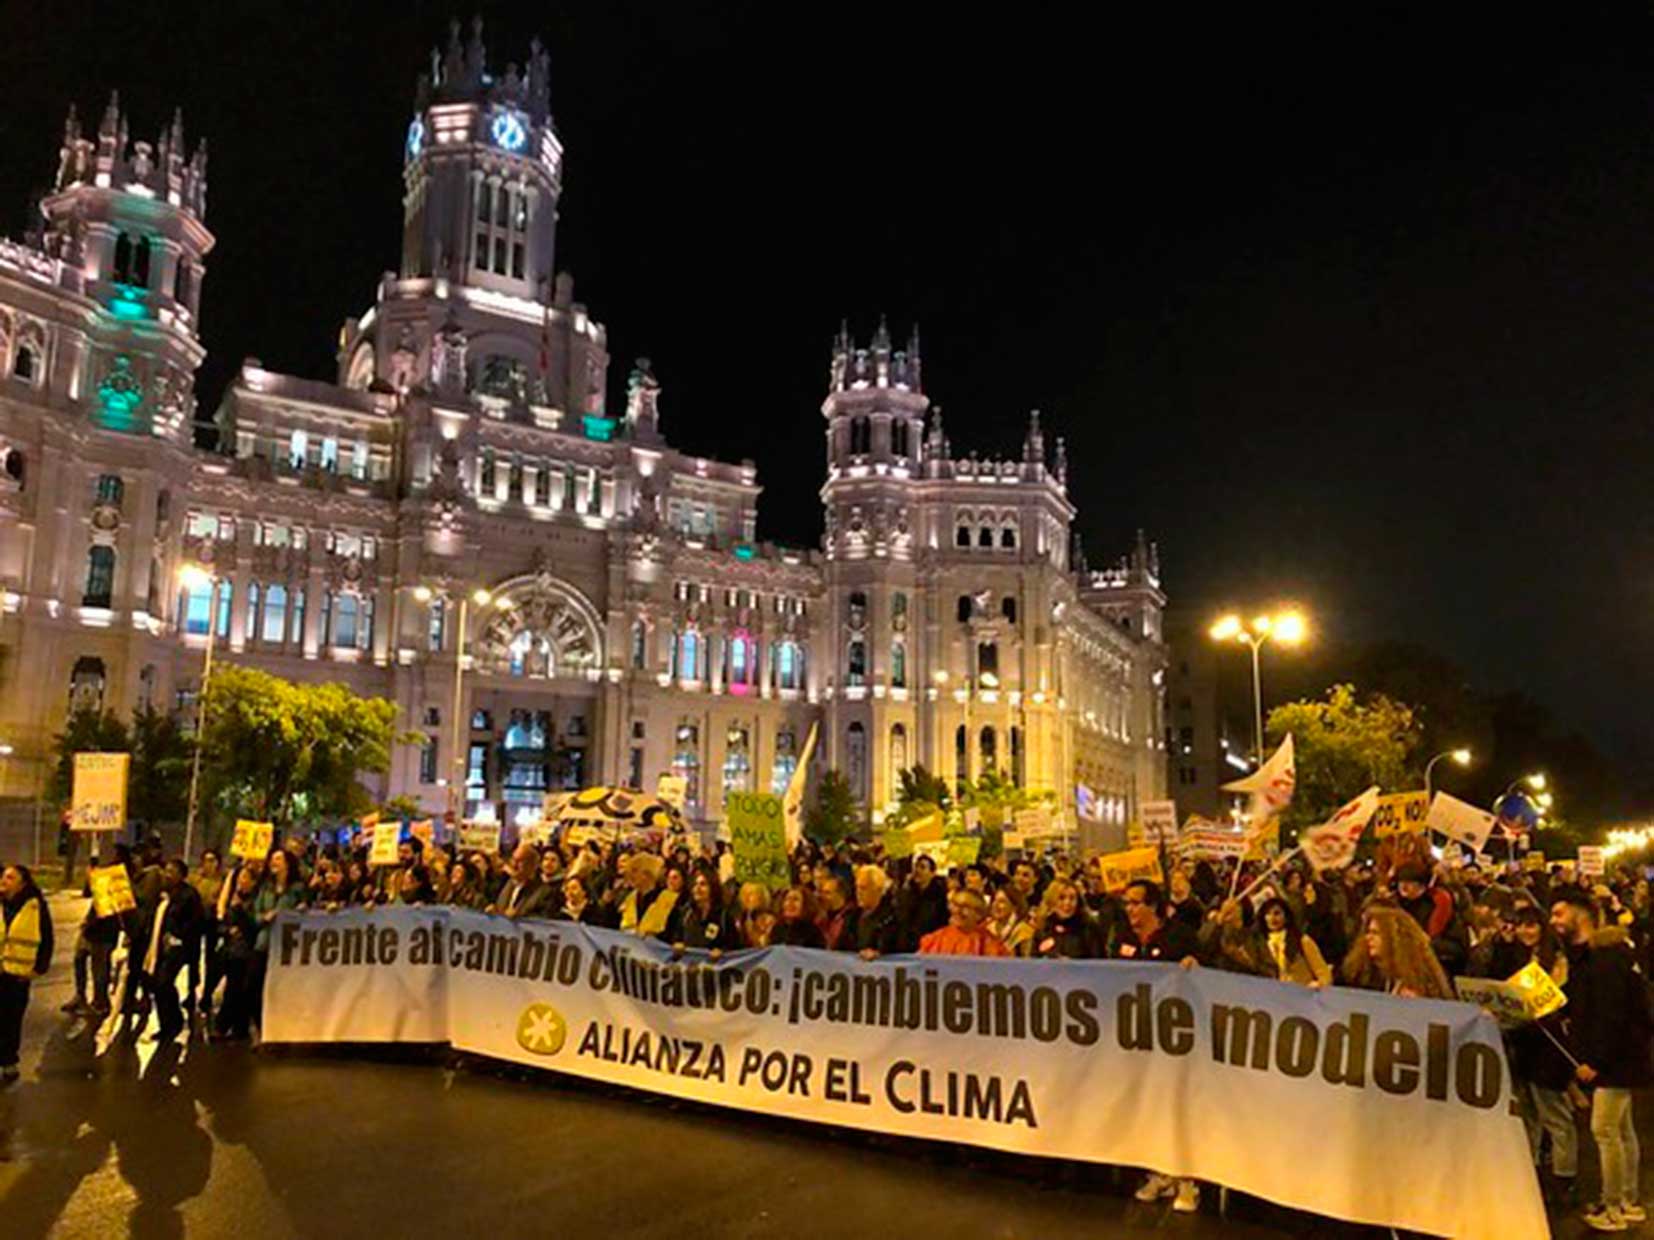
[199, 665, 402, 833]
[1265, 684, 1421, 831]
[805, 770, 860, 845]
[885, 764, 951, 829]
[128, 704, 192, 828]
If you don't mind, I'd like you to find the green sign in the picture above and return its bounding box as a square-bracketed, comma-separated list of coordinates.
[728, 792, 790, 889]
[946, 836, 982, 866]
[883, 826, 914, 859]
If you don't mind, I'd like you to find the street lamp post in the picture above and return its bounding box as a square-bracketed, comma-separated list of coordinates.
[180, 563, 219, 863]
[1424, 747, 1473, 802]
[1209, 610, 1307, 766]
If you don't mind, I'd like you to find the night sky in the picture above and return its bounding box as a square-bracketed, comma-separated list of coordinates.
[4, 5, 1653, 789]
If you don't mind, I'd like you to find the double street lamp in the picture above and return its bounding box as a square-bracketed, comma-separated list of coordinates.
[413, 584, 512, 823]
[1209, 610, 1307, 766]
[1424, 747, 1472, 802]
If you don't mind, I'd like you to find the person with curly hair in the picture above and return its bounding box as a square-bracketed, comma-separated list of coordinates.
[1340, 903, 1453, 998]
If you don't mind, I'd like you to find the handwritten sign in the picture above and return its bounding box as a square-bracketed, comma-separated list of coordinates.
[1140, 800, 1179, 845]
[458, 824, 502, 855]
[369, 821, 401, 867]
[728, 792, 789, 889]
[71, 752, 129, 831]
[1097, 846, 1164, 894]
[1372, 791, 1430, 839]
[946, 836, 983, 867]
[231, 819, 274, 861]
[89, 863, 136, 917]
[1578, 846, 1605, 878]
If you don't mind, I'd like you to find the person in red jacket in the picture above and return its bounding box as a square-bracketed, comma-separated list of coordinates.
[919, 890, 1008, 957]
[1392, 860, 1468, 974]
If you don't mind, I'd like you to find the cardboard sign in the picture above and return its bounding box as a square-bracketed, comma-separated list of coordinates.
[913, 840, 950, 869]
[1372, 791, 1430, 839]
[1578, 846, 1605, 878]
[369, 821, 402, 867]
[71, 752, 129, 831]
[655, 774, 687, 809]
[458, 824, 502, 855]
[883, 826, 915, 859]
[518, 821, 552, 848]
[1097, 846, 1164, 894]
[1179, 827, 1248, 860]
[1427, 793, 1496, 854]
[409, 819, 435, 849]
[1013, 806, 1054, 838]
[1003, 830, 1027, 852]
[1509, 960, 1567, 1020]
[1454, 977, 1531, 1030]
[1140, 800, 1179, 845]
[1522, 851, 1548, 872]
[728, 791, 789, 889]
[231, 819, 275, 861]
[88, 863, 136, 917]
[945, 836, 982, 867]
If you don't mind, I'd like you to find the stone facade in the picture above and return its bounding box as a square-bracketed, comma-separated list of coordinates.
[0, 22, 1167, 837]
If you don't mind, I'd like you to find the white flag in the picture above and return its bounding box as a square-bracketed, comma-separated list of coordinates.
[783, 722, 818, 847]
[1300, 785, 1380, 873]
[1427, 792, 1496, 854]
[1222, 734, 1295, 818]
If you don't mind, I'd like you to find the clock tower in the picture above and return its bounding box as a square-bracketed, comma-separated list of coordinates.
[400, 17, 562, 300]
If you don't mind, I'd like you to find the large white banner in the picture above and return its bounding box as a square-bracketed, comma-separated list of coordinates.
[265, 908, 1544, 1239]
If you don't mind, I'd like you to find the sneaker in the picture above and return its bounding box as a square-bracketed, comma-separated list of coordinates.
[1173, 1181, 1200, 1213]
[1135, 1173, 1177, 1202]
[1620, 1203, 1646, 1223]
[1584, 1203, 1627, 1232]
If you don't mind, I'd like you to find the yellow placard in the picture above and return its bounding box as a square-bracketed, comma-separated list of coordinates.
[1508, 960, 1567, 1021]
[71, 752, 129, 831]
[1372, 791, 1430, 839]
[882, 826, 914, 859]
[946, 836, 982, 867]
[88, 863, 136, 917]
[1097, 846, 1164, 894]
[409, 819, 435, 848]
[1523, 851, 1548, 872]
[905, 810, 946, 844]
[231, 819, 274, 861]
[458, 824, 502, 854]
[1245, 817, 1280, 861]
[369, 821, 401, 866]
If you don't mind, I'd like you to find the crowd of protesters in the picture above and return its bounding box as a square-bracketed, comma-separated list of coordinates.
[10, 824, 1654, 1229]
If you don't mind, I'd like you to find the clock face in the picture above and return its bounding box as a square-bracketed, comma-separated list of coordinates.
[406, 116, 424, 161]
[490, 110, 528, 153]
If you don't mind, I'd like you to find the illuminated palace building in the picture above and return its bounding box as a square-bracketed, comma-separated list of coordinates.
[0, 23, 1166, 834]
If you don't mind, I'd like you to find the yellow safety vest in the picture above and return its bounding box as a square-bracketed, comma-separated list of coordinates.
[1, 897, 42, 977]
[621, 887, 677, 938]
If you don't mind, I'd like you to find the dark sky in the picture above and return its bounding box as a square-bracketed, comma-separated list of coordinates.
[5, 4, 1654, 778]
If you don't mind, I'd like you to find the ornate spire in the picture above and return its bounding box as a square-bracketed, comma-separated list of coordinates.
[1023, 409, 1045, 464]
[99, 90, 120, 139]
[465, 15, 487, 85]
[64, 102, 80, 143]
[1053, 435, 1068, 486]
[626, 356, 661, 439]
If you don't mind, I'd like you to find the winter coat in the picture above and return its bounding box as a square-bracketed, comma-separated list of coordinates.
[1032, 910, 1107, 960]
[847, 894, 904, 956]
[1568, 928, 1654, 1089]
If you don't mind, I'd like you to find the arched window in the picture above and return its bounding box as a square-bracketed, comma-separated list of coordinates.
[1000, 523, 1017, 549]
[722, 726, 752, 798]
[630, 621, 647, 669]
[289, 429, 309, 471]
[775, 640, 801, 690]
[1001, 596, 1018, 623]
[83, 545, 115, 607]
[980, 726, 997, 772]
[847, 722, 867, 802]
[672, 723, 701, 807]
[955, 522, 971, 549]
[12, 346, 37, 382]
[847, 591, 866, 626]
[262, 584, 288, 644]
[977, 641, 999, 680]
[246, 582, 260, 638]
[977, 525, 993, 548]
[846, 639, 867, 687]
[180, 579, 212, 635]
[94, 473, 123, 508]
[890, 723, 908, 778]
[3, 448, 23, 485]
[849, 416, 871, 455]
[728, 630, 754, 693]
[891, 641, 906, 689]
[677, 630, 701, 681]
[113, 233, 132, 282]
[771, 727, 798, 796]
[133, 237, 151, 288]
[508, 630, 554, 678]
[956, 594, 973, 623]
[330, 592, 360, 648]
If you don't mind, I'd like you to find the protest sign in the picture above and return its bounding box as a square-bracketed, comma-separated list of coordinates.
[728, 792, 789, 889]
[231, 819, 274, 861]
[1013, 807, 1052, 838]
[369, 820, 402, 866]
[1522, 851, 1548, 872]
[458, 823, 501, 855]
[1179, 827, 1247, 860]
[1096, 846, 1164, 894]
[1453, 976, 1531, 1030]
[882, 826, 914, 859]
[266, 907, 1547, 1240]
[1002, 830, 1026, 852]
[656, 773, 687, 809]
[409, 819, 435, 849]
[1427, 793, 1496, 853]
[1371, 791, 1429, 838]
[88, 863, 136, 917]
[945, 836, 982, 867]
[70, 752, 129, 831]
[960, 807, 980, 834]
[914, 840, 950, 869]
[541, 792, 572, 822]
[1140, 800, 1178, 845]
[905, 810, 946, 844]
[1509, 960, 1567, 1020]
[1578, 846, 1605, 878]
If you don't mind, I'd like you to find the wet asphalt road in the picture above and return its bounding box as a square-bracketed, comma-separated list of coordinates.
[0, 894, 1613, 1239]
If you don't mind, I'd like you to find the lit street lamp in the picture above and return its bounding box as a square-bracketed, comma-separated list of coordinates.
[1424, 747, 1472, 802]
[415, 584, 510, 824]
[179, 562, 220, 862]
[1209, 609, 1307, 766]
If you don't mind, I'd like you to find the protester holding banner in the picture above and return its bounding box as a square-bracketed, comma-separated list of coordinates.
[64, 844, 130, 1018]
[985, 887, 1034, 956]
[769, 886, 826, 948]
[734, 882, 773, 948]
[489, 844, 544, 919]
[813, 872, 855, 951]
[445, 860, 490, 911]
[1114, 880, 1201, 966]
[1339, 905, 1453, 999]
[617, 853, 677, 938]
[212, 866, 261, 1041]
[668, 870, 734, 956]
[1218, 896, 1330, 987]
[557, 876, 606, 926]
[1031, 878, 1106, 959]
[0, 864, 52, 1083]
[1553, 893, 1653, 1231]
[1500, 906, 1580, 1205]
[919, 890, 1009, 957]
[1165, 868, 1205, 932]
